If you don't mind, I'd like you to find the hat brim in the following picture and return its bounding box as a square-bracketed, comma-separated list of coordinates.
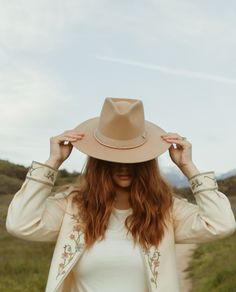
[71, 117, 171, 163]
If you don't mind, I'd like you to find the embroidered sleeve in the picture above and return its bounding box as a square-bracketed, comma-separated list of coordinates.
[188, 171, 218, 195]
[5, 161, 71, 242]
[26, 160, 58, 186]
[173, 171, 236, 243]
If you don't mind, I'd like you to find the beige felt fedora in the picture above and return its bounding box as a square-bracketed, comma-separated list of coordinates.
[71, 97, 171, 163]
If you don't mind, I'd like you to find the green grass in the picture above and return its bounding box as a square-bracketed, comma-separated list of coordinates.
[187, 196, 236, 292]
[0, 194, 55, 292]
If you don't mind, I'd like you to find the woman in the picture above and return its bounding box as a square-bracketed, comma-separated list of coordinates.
[6, 97, 236, 292]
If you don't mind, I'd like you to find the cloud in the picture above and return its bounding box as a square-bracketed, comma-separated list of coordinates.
[1, 0, 235, 55]
[0, 61, 69, 128]
[148, 0, 236, 45]
[0, 60, 75, 166]
[96, 55, 236, 84]
[0, 0, 102, 51]
[0, 0, 235, 174]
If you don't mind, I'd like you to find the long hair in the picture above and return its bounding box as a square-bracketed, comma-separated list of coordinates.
[69, 156, 174, 251]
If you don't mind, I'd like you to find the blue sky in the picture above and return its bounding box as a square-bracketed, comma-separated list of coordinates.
[0, 0, 236, 175]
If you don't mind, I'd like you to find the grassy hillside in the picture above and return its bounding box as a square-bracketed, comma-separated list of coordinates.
[0, 194, 54, 292]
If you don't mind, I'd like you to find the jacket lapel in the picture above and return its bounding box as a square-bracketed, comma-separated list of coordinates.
[141, 245, 161, 291]
[52, 229, 161, 292]
[53, 204, 86, 291]
[55, 227, 85, 281]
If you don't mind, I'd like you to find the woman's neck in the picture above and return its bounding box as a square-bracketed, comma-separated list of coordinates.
[114, 187, 131, 209]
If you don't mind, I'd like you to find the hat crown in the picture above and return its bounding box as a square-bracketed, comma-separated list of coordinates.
[95, 97, 147, 149]
[72, 96, 170, 163]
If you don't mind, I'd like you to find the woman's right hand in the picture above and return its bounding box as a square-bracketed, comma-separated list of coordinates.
[45, 130, 85, 169]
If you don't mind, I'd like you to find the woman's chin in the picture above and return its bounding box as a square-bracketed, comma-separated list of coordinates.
[114, 180, 132, 189]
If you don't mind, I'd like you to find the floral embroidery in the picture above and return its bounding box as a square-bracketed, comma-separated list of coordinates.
[44, 170, 55, 182]
[56, 214, 85, 280]
[27, 164, 57, 185]
[190, 178, 203, 191]
[142, 246, 161, 288]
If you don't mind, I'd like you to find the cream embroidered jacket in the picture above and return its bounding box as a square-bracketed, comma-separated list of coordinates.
[5, 161, 236, 292]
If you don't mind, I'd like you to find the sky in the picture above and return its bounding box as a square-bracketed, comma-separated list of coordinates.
[0, 0, 236, 176]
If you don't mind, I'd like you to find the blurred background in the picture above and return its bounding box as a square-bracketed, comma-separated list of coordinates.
[0, 1, 236, 291]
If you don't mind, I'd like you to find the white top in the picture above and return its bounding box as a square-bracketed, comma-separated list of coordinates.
[71, 207, 149, 292]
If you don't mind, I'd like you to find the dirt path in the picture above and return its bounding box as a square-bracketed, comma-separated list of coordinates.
[175, 243, 197, 292]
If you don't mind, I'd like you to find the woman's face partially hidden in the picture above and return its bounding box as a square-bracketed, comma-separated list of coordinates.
[110, 162, 134, 189]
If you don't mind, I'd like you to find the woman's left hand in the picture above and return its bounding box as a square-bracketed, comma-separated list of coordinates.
[161, 133, 193, 169]
[161, 132, 200, 179]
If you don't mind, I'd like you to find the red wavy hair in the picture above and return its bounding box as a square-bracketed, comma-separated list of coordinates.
[70, 156, 174, 251]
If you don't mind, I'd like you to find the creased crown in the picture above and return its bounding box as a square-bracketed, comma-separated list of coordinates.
[94, 97, 147, 149]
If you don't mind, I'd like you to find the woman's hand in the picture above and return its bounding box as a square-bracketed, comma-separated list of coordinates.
[45, 130, 85, 169]
[161, 132, 200, 179]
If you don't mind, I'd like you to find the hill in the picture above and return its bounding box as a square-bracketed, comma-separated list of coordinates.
[0, 158, 235, 198]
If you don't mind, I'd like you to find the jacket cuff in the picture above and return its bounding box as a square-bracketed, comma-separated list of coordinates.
[26, 160, 58, 186]
[188, 171, 218, 195]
